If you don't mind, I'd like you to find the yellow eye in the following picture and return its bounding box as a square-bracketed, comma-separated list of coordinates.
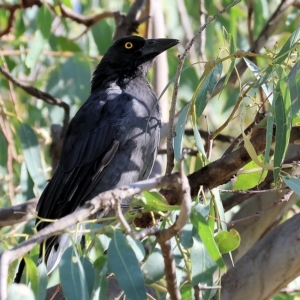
[124, 42, 133, 49]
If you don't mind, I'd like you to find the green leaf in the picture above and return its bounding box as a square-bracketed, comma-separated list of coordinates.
[81, 257, 95, 297]
[282, 176, 300, 196]
[7, 283, 35, 300]
[179, 223, 193, 249]
[25, 5, 52, 69]
[233, 155, 268, 190]
[24, 256, 39, 298]
[223, 31, 237, 87]
[18, 123, 47, 194]
[180, 284, 193, 300]
[91, 275, 108, 300]
[20, 162, 35, 202]
[190, 232, 218, 290]
[190, 209, 226, 271]
[142, 247, 165, 284]
[174, 102, 191, 160]
[288, 60, 300, 117]
[59, 247, 91, 300]
[193, 124, 206, 157]
[211, 188, 227, 232]
[91, 20, 113, 55]
[273, 67, 292, 184]
[37, 263, 48, 300]
[126, 236, 145, 263]
[56, 36, 82, 52]
[264, 113, 274, 166]
[195, 63, 223, 118]
[273, 27, 300, 64]
[108, 231, 147, 300]
[215, 229, 241, 253]
[139, 191, 180, 212]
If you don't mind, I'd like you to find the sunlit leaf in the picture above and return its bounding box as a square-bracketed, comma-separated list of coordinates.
[233, 155, 268, 190]
[273, 27, 300, 64]
[215, 229, 241, 253]
[24, 256, 38, 298]
[137, 191, 180, 212]
[191, 209, 226, 271]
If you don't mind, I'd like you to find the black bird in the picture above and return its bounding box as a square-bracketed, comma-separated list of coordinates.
[15, 35, 179, 281]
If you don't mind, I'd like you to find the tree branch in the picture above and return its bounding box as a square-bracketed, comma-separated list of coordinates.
[0, 65, 70, 137]
[0, 173, 181, 300]
[217, 213, 300, 300]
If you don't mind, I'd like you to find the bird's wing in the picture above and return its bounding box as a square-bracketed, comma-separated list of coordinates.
[36, 89, 129, 229]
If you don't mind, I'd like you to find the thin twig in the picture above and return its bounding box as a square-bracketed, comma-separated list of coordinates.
[0, 174, 181, 300]
[228, 189, 294, 227]
[0, 65, 70, 137]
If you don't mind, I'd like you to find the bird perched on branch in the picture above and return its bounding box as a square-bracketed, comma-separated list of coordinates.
[15, 35, 178, 281]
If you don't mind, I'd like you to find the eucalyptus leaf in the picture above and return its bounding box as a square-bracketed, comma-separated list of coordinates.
[282, 176, 300, 196]
[18, 123, 47, 194]
[108, 231, 147, 300]
[174, 102, 191, 160]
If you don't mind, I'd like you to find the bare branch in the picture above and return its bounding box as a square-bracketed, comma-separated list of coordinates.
[217, 213, 300, 300]
[0, 3, 21, 37]
[0, 198, 38, 228]
[228, 190, 294, 227]
[0, 174, 181, 300]
[113, 0, 147, 40]
[0, 65, 70, 136]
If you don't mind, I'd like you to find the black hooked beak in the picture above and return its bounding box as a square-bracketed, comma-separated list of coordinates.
[140, 38, 179, 58]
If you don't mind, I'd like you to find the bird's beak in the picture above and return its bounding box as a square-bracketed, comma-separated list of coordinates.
[141, 38, 179, 57]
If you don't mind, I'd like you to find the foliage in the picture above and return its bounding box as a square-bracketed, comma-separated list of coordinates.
[1, 0, 300, 299]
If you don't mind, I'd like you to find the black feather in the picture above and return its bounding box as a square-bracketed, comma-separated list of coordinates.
[15, 35, 179, 280]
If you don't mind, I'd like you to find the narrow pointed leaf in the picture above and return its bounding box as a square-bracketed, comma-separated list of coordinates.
[273, 67, 292, 184]
[37, 263, 48, 300]
[24, 256, 39, 298]
[25, 5, 52, 69]
[18, 123, 47, 194]
[191, 210, 226, 271]
[191, 232, 217, 291]
[244, 58, 273, 103]
[288, 60, 300, 117]
[59, 247, 90, 300]
[282, 176, 300, 196]
[174, 102, 191, 160]
[108, 231, 147, 300]
[195, 63, 223, 118]
[273, 27, 300, 64]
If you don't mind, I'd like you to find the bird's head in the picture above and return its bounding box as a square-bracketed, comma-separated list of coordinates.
[91, 36, 179, 91]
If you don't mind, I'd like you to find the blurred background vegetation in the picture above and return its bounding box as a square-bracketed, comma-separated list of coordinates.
[0, 0, 300, 299]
